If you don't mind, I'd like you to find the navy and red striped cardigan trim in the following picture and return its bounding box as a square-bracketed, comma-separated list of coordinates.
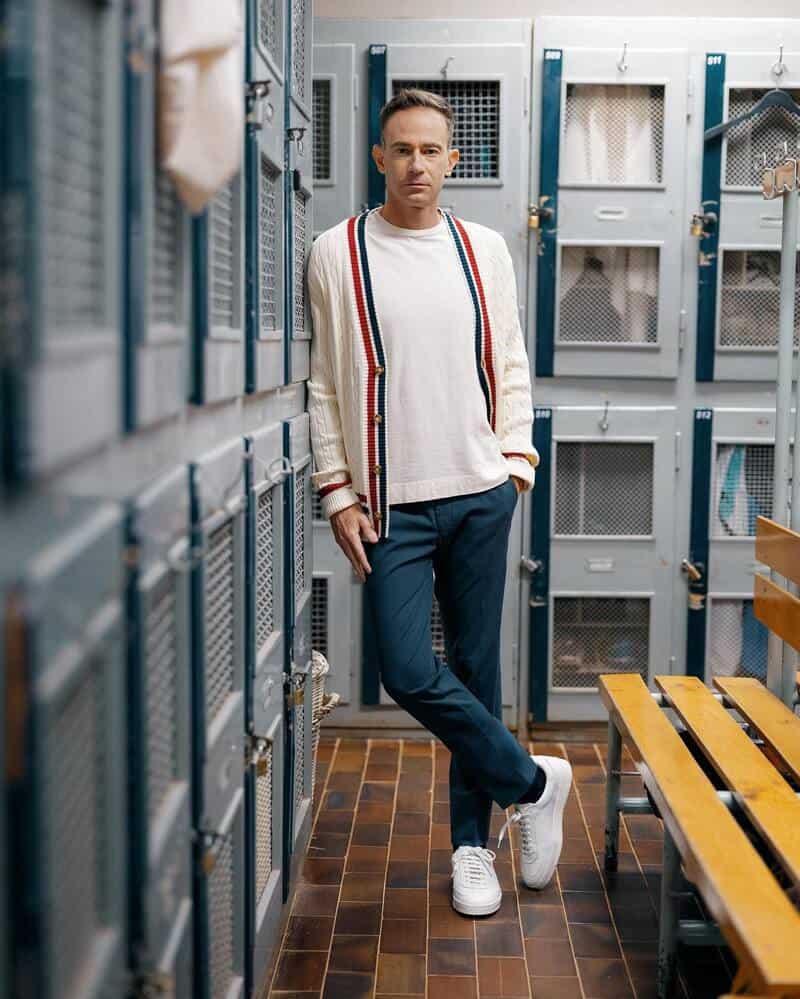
[344, 206, 501, 540]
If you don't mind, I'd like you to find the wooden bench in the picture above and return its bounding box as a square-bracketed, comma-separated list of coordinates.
[599, 516, 800, 998]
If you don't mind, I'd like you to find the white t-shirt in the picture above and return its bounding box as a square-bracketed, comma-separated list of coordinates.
[366, 207, 510, 506]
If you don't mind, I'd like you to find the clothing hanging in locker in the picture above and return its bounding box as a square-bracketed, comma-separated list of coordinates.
[562, 84, 660, 185]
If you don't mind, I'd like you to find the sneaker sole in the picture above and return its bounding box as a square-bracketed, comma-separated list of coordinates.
[521, 759, 573, 890]
[451, 890, 503, 917]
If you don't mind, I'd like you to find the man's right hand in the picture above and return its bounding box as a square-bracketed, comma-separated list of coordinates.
[330, 503, 379, 583]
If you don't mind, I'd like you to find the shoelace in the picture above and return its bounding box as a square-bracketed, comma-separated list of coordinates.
[497, 808, 536, 857]
[453, 846, 497, 887]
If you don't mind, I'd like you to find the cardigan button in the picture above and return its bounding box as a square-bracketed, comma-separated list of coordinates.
[372, 413, 382, 424]
[373, 464, 382, 475]
[374, 365, 384, 375]
[373, 511, 382, 521]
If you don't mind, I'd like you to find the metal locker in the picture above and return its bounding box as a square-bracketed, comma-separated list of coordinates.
[1, 0, 122, 481]
[3, 497, 127, 999]
[687, 408, 779, 684]
[191, 172, 246, 403]
[282, 412, 314, 890]
[124, 0, 191, 430]
[696, 51, 800, 382]
[243, 425, 286, 992]
[535, 46, 689, 379]
[127, 467, 193, 999]
[246, 0, 286, 394]
[189, 438, 246, 999]
[531, 406, 678, 722]
[312, 43, 357, 232]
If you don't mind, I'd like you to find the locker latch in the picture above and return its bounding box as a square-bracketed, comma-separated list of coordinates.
[137, 972, 176, 998]
[681, 559, 706, 611]
[287, 126, 307, 157]
[528, 198, 553, 230]
[520, 556, 544, 575]
[689, 204, 717, 239]
[246, 735, 272, 776]
[245, 80, 274, 130]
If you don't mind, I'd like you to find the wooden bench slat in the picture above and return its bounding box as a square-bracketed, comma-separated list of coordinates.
[599, 674, 800, 994]
[657, 675, 800, 891]
[713, 676, 800, 784]
[754, 573, 800, 653]
[756, 516, 800, 586]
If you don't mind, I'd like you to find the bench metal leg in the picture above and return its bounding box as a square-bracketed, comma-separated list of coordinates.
[604, 720, 622, 872]
[658, 827, 680, 999]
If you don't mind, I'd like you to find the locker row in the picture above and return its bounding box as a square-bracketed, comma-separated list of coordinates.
[2, 414, 330, 998]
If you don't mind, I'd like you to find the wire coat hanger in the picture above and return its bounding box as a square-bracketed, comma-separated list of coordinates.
[704, 87, 800, 142]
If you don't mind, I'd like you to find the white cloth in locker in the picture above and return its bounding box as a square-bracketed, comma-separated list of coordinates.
[714, 445, 750, 537]
[158, 0, 244, 213]
[708, 601, 742, 678]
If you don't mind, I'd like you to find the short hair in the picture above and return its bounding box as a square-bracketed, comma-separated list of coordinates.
[379, 88, 454, 147]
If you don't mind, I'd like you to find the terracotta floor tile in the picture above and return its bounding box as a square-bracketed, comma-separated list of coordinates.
[308, 833, 349, 859]
[389, 835, 430, 861]
[340, 873, 385, 902]
[380, 917, 427, 954]
[356, 802, 394, 824]
[351, 823, 391, 847]
[292, 885, 340, 917]
[575, 957, 635, 998]
[383, 888, 428, 919]
[393, 812, 430, 836]
[386, 860, 428, 889]
[428, 937, 476, 976]
[323, 789, 358, 811]
[301, 858, 344, 886]
[428, 976, 477, 999]
[428, 876, 454, 905]
[402, 741, 432, 756]
[559, 837, 595, 863]
[570, 922, 621, 959]
[360, 783, 395, 804]
[331, 754, 365, 773]
[429, 849, 452, 876]
[493, 891, 520, 923]
[322, 971, 374, 999]
[328, 935, 379, 973]
[325, 772, 362, 792]
[398, 771, 432, 789]
[477, 956, 529, 997]
[396, 788, 432, 812]
[428, 905, 475, 939]
[475, 921, 524, 958]
[376, 953, 427, 995]
[334, 902, 382, 936]
[346, 845, 389, 873]
[520, 904, 567, 939]
[314, 811, 353, 835]
[284, 915, 334, 951]
[524, 938, 577, 978]
[562, 891, 612, 926]
[366, 764, 399, 782]
[429, 824, 452, 850]
[273, 951, 328, 991]
[528, 977, 582, 999]
[433, 802, 450, 824]
[557, 864, 603, 892]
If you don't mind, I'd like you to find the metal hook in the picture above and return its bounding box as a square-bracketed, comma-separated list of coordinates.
[599, 400, 610, 432]
[247, 452, 293, 485]
[617, 43, 629, 74]
[440, 56, 454, 80]
[772, 43, 787, 78]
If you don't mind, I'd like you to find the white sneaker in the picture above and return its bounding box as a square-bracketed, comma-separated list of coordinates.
[451, 845, 502, 916]
[497, 755, 573, 890]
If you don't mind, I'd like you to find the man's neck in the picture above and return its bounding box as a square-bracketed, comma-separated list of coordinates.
[379, 201, 441, 230]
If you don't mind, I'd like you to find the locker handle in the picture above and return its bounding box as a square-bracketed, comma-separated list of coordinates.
[594, 206, 628, 222]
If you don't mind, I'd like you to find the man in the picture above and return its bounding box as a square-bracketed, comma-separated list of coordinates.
[306, 88, 572, 917]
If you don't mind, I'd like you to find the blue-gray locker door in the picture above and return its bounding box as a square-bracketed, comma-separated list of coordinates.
[128, 467, 193, 997]
[244, 424, 286, 991]
[4, 0, 122, 479]
[312, 43, 357, 233]
[534, 44, 688, 379]
[246, 0, 286, 393]
[696, 51, 800, 382]
[189, 438, 246, 999]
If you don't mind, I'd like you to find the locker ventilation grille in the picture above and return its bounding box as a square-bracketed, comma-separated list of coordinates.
[294, 696, 305, 828]
[391, 79, 500, 180]
[313, 78, 332, 181]
[558, 246, 659, 345]
[295, 467, 307, 601]
[719, 249, 800, 349]
[312, 576, 328, 658]
[293, 191, 308, 335]
[209, 833, 235, 998]
[256, 487, 276, 652]
[553, 597, 649, 689]
[708, 597, 769, 683]
[150, 170, 182, 328]
[312, 489, 323, 521]
[210, 180, 236, 329]
[562, 84, 664, 185]
[205, 519, 235, 725]
[260, 157, 280, 334]
[555, 442, 654, 536]
[255, 745, 274, 901]
[259, 0, 280, 68]
[291, 0, 307, 102]
[711, 443, 776, 539]
[39, 0, 106, 330]
[146, 572, 179, 821]
[725, 88, 800, 188]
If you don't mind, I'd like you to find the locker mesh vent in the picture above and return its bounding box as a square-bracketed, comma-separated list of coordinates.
[712, 443, 775, 538]
[558, 246, 659, 344]
[294, 467, 307, 600]
[562, 84, 664, 185]
[555, 442, 654, 536]
[211, 180, 236, 329]
[719, 249, 800, 348]
[209, 833, 235, 998]
[45, 659, 100, 995]
[38, 0, 106, 330]
[259, 0, 280, 67]
[708, 597, 769, 683]
[255, 746, 273, 902]
[260, 157, 280, 334]
[256, 487, 276, 652]
[150, 169, 182, 327]
[312, 489, 323, 521]
[146, 573, 179, 821]
[293, 191, 308, 334]
[391, 79, 500, 180]
[725, 88, 800, 187]
[553, 597, 649, 689]
[311, 577, 328, 658]
[313, 78, 332, 181]
[291, 0, 307, 102]
[294, 694, 305, 825]
[205, 519, 235, 725]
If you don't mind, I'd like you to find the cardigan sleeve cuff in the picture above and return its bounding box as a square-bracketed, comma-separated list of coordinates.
[503, 454, 536, 492]
[319, 481, 361, 520]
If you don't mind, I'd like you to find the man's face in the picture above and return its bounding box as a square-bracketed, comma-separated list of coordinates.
[372, 107, 460, 208]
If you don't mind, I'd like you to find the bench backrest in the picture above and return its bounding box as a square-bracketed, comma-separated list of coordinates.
[753, 516, 800, 654]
